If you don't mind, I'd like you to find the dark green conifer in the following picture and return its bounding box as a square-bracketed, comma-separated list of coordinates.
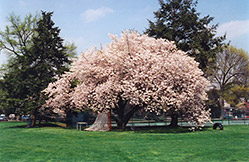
[146, 0, 226, 75]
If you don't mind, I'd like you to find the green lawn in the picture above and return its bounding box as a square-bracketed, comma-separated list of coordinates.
[0, 122, 249, 162]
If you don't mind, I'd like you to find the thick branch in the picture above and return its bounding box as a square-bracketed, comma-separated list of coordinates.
[0, 40, 20, 56]
[123, 105, 141, 125]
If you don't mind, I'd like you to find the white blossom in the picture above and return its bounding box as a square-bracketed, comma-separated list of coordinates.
[43, 31, 211, 128]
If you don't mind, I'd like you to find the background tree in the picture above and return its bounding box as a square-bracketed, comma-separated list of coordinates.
[223, 85, 249, 107]
[0, 13, 38, 57]
[64, 42, 77, 59]
[206, 88, 221, 118]
[0, 13, 40, 116]
[210, 46, 249, 118]
[0, 13, 76, 69]
[0, 79, 12, 115]
[21, 11, 73, 126]
[0, 12, 75, 125]
[43, 31, 210, 129]
[145, 0, 225, 75]
[0, 61, 30, 115]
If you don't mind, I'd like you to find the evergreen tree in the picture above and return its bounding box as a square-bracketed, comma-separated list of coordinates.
[145, 0, 226, 75]
[0, 11, 72, 125]
[27, 11, 70, 94]
[0, 61, 29, 115]
[23, 11, 71, 125]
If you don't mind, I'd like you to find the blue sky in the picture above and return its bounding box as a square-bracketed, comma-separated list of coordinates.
[0, 0, 249, 66]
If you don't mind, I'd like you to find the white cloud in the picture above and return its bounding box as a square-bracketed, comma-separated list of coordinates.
[81, 7, 114, 23]
[217, 20, 249, 39]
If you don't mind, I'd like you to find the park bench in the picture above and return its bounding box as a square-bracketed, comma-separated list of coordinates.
[76, 122, 88, 130]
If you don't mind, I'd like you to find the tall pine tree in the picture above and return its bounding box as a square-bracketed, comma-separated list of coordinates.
[145, 0, 226, 75]
[26, 11, 71, 125]
[27, 11, 70, 94]
[1, 11, 71, 125]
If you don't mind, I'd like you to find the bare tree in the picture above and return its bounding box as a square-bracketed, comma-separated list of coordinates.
[210, 46, 249, 118]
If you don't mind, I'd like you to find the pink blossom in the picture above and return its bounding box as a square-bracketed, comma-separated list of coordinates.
[43, 31, 211, 128]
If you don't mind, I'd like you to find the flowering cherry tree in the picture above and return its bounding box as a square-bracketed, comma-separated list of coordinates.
[43, 31, 211, 129]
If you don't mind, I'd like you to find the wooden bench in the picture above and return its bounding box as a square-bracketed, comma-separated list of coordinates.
[76, 122, 88, 130]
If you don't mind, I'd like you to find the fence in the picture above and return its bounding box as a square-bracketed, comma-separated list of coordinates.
[120, 118, 249, 127]
[36, 112, 249, 128]
[211, 118, 249, 126]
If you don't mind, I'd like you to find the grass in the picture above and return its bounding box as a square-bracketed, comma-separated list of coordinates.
[0, 122, 249, 162]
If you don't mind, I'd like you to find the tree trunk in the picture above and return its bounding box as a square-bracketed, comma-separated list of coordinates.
[38, 119, 42, 126]
[86, 98, 142, 131]
[169, 113, 178, 127]
[220, 98, 225, 119]
[114, 111, 127, 129]
[107, 110, 112, 131]
[30, 108, 37, 127]
[66, 110, 73, 127]
[113, 104, 141, 129]
[115, 116, 130, 129]
[30, 115, 36, 127]
[116, 121, 126, 129]
[85, 112, 108, 131]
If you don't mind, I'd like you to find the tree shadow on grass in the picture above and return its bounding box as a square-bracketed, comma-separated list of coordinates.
[6, 122, 66, 129]
[117, 126, 212, 134]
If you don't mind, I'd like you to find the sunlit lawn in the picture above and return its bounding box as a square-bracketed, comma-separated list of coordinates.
[0, 122, 249, 162]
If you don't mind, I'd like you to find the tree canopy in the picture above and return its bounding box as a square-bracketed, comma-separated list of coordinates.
[210, 46, 249, 115]
[145, 0, 226, 75]
[0, 13, 38, 57]
[0, 13, 37, 114]
[43, 31, 211, 129]
[211, 46, 249, 91]
[0, 11, 74, 122]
